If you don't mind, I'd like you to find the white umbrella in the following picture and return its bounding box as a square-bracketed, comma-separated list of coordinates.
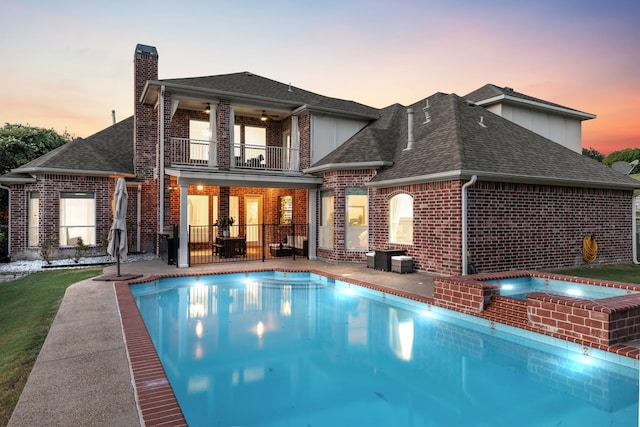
[107, 178, 128, 276]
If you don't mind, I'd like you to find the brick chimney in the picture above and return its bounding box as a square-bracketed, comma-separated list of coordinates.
[133, 44, 160, 254]
[133, 44, 158, 179]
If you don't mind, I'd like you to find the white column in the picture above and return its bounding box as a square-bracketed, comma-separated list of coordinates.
[308, 189, 318, 260]
[290, 116, 300, 171]
[209, 104, 217, 166]
[178, 183, 189, 268]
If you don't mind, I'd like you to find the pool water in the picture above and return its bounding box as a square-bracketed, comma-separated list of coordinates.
[487, 276, 637, 300]
[131, 272, 638, 427]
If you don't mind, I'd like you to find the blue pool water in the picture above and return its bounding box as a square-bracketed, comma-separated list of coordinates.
[131, 272, 639, 427]
[486, 276, 637, 300]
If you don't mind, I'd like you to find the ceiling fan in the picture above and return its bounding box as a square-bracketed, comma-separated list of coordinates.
[259, 110, 280, 122]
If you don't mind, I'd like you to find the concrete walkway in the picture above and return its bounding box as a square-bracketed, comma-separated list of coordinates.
[8, 258, 435, 426]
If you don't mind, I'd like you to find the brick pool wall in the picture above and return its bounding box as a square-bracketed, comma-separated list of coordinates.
[528, 293, 640, 347]
[439, 271, 640, 349]
[433, 276, 498, 313]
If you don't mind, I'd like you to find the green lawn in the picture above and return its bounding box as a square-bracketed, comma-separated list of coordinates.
[546, 263, 640, 284]
[0, 268, 101, 426]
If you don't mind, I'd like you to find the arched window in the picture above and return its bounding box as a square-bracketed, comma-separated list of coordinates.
[389, 193, 413, 244]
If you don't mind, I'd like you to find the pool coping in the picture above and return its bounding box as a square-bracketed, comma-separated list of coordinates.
[115, 268, 640, 426]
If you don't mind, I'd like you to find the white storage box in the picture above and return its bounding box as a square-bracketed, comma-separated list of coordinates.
[366, 252, 376, 269]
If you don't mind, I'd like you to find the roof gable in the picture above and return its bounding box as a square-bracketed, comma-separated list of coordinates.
[7, 117, 134, 178]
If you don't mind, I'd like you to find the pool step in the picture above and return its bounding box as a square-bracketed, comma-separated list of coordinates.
[481, 296, 528, 328]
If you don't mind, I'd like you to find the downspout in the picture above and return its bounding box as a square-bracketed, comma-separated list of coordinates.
[159, 85, 165, 236]
[461, 175, 478, 275]
[633, 196, 639, 265]
[137, 183, 142, 252]
[0, 184, 10, 258]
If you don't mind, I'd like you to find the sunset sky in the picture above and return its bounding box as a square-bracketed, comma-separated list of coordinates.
[1, 0, 638, 155]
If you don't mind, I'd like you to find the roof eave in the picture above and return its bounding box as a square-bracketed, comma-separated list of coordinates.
[142, 80, 303, 110]
[142, 81, 379, 121]
[474, 95, 596, 121]
[305, 161, 392, 174]
[367, 170, 640, 190]
[293, 104, 379, 121]
[12, 167, 135, 179]
[0, 175, 37, 185]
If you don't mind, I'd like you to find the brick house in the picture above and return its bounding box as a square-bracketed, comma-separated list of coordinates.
[2, 44, 638, 275]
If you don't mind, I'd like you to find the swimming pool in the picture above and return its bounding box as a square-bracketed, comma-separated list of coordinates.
[130, 271, 638, 426]
[486, 276, 639, 300]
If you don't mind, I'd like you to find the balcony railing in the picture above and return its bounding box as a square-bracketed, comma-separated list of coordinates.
[170, 138, 216, 167]
[169, 138, 300, 172]
[232, 143, 299, 172]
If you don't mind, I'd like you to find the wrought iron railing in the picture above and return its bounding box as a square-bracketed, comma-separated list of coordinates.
[188, 223, 308, 265]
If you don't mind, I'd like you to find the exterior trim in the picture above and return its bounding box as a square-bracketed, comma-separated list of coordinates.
[368, 169, 640, 190]
[474, 94, 596, 120]
[305, 161, 392, 174]
[166, 168, 323, 189]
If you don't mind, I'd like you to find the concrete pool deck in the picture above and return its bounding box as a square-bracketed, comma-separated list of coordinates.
[8, 258, 435, 426]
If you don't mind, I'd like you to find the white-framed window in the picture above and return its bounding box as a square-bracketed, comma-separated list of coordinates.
[188, 195, 209, 243]
[28, 192, 39, 247]
[319, 191, 334, 249]
[189, 120, 210, 161]
[60, 192, 96, 246]
[230, 196, 239, 237]
[233, 124, 266, 167]
[389, 193, 413, 244]
[345, 188, 368, 251]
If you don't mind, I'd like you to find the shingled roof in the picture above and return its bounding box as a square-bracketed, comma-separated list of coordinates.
[311, 92, 639, 190]
[0, 117, 134, 183]
[153, 72, 379, 118]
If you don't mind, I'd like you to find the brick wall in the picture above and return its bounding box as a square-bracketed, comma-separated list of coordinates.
[319, 169, 377, 262]
[9, 175, 114, 260]
[298, 112, 311, 170]
[467, 182, 634, 271]
[355, 179, 632, 275]
[371, 181, 463, 275]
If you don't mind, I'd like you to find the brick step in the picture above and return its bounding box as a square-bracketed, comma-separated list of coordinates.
[481, 296, 528, 328]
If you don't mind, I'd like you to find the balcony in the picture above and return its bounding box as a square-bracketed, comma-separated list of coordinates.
[169, 138, 300, 173]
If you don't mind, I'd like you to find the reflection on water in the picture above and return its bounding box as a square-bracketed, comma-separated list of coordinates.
[132, 273, 638, 427]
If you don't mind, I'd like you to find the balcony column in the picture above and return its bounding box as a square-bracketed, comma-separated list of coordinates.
[178, 182, 189, 268]
[290, 115, 300, 171]
[209, 104, 217, 167]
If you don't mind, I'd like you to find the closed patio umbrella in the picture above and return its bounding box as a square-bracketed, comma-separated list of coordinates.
[107, 178, 128, 276]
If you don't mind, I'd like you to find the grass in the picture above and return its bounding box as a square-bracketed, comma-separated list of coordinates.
[0, 268, 101, 426]
[547, 263, 640, 284]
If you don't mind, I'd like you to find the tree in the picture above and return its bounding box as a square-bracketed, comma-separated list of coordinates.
[0, 124, 71, 223]
[603, 148, 640, 174]
[582, 147, 604, 162]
